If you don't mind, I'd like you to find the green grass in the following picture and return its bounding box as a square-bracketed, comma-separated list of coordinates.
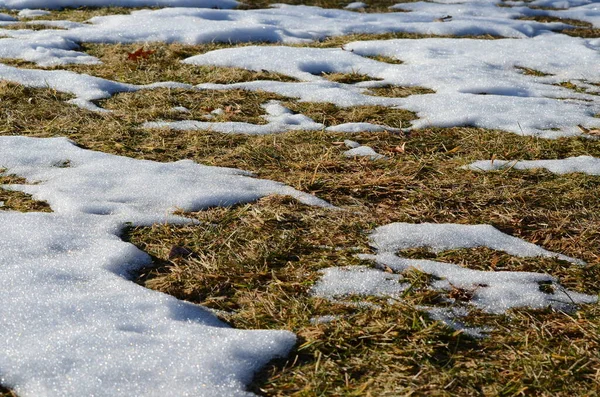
[0, 18, 599, 397]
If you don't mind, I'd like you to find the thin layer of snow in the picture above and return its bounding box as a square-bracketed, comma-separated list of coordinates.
[0, 136, 331, 225]
[358, 223, 594, 314]
[327, 122, 401, 133]
[0, 136, 335, 396]
[344, 146, 386, 160]
[17, 9, 51, 18]
[171, 105, 190, 113]
[0, 3, 573, 67]
[310, 315, 341, 324]
[0, 0, 240, 9]
[314, 222, 594, 317]
[426, 306, 492, 338]
[468, 156, 600, 175]
[369, 223, 582, 264]
[144, 101, 401, 134]
[312, 266, 406, 300]
[344, 2, 367, 9]
[144, 100, 325, 135]
[344, 140, 361, 149]
[0, 13, 16, 21]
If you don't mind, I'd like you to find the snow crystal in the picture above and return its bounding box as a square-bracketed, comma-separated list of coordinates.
[468, 156, 600, 175]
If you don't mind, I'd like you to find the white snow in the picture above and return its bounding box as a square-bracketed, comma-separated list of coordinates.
[17, 9, 51, 18]
[144, 100, 399, 134]
[0, 0, 598, 389]
[0, 136, 332, 396]
[468, 156, 600, 175]
[314, 222, 594, 318]
[344, 145, 386, 160]
[369, 223, 582, 264]
[312, 266, 406, 300]
[185, 36, 600, 137]
[344, 140, 361, 149]
[0, 0, 240, 9]
[344, 2, 367, 10]
[144, 100, 325, 134]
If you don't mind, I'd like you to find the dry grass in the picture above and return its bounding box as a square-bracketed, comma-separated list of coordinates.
[518, 15, 600, 38]
[0, 19, 599, 397]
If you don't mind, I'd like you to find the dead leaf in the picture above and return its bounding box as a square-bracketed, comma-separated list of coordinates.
[127, 47, 155, 61]
[390, 142, 406, 153]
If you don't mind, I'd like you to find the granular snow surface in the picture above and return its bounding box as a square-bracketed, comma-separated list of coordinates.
[0, 136, 332, 396]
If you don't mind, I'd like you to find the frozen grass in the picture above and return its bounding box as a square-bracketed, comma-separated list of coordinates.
[0, 11, 599, 395]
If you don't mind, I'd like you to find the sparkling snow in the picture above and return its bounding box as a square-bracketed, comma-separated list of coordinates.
[468, 156, 600, 175]
[0, 136, 332, 396]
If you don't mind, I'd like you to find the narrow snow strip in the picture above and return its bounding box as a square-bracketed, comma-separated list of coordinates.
[144, 101, 399, 134]
[468, 156, 600, 175]
[369, 223, 582, 264]
[344, 146, 387, 160]
[0, 0, 240, 9]
[0, 136, 332, 224]
[145, 100, 324, 134]
[0, 135, 335, 396]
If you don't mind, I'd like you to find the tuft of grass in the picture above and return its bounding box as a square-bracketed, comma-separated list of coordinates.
[367, 85, 435, 98]
[0, 174, 52, 213]
[320, 71, 382, 84]
[515, 66, 553, 77]
[283, 102, 416, 129]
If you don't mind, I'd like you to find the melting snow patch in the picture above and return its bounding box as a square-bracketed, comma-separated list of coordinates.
[144, 100, 324, 134]
[344, 2, 367, 9]
[0, 135, 335, 396]
[344, 145, 387, 160]
[186, 35, 600, 137]
[468, 156, 600, 176]
[17, 9, 50, 18]
[312, 266, 406, 300]
[313, 222, 595, 334]
[310, 315, 341, 324]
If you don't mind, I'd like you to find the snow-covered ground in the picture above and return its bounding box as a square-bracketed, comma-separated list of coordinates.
[0, 0, 598, 395]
